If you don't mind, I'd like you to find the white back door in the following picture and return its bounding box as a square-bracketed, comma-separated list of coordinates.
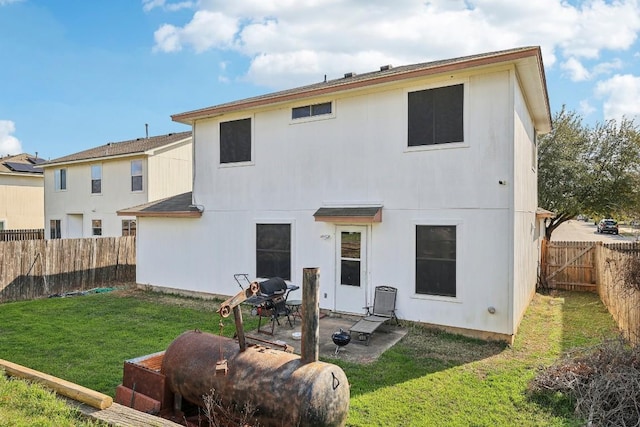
[334, 225, 368, 314]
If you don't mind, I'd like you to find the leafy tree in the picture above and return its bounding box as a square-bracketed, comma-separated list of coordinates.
[538, 108, 640, 239]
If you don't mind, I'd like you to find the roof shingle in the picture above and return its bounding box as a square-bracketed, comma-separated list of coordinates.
[42, 131, 192, 167]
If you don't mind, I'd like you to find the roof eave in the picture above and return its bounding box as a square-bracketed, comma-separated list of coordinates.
[116, 210, 202, 218]
[143, 136, 192, 156]
[40, 152, 150, 168]
[171, 47, 551, 128]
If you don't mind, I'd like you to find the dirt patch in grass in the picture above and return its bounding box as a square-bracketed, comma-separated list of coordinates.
[111, 284, 224, 313]
[400, 324, 507, 365]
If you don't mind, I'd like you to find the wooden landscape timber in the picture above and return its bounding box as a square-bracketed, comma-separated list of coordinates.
[0, 358, 113, 410]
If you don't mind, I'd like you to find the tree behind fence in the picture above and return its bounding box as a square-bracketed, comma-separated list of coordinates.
[0, 236, 135, 303]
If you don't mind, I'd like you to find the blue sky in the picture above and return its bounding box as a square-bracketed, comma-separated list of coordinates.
[1, 0, 639, 160]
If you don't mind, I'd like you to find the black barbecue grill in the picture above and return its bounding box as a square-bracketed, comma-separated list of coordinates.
[244, 277, 299, 335]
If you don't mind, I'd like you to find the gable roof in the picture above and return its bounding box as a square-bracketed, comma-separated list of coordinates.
[0, 153, 45, 176]
[41, 131, 192, 167]
[172, 46, 551, 133]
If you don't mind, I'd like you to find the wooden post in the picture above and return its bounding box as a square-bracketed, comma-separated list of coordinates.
[233, 305, 246, 351]
[301, 267, 320, 364]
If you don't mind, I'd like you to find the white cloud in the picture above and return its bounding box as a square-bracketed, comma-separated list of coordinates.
[0, 0, 23, 5]
[592, 59, 624, 77]
[142, 0, 194, 12]
[0, 120, 22, 156]
[149, 0, 640, 90]
[579, 100, 596, 117]
[595, 74, 640, 122]
[153, 10, 238, 53]
[562, 57, 590, 81]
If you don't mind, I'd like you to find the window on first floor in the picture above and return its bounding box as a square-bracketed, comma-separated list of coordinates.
[256, 223, 291, 280]
[408, 83, 464, 147]
[122, 219, 136, 236]
[0, 220, 5, 231]
[50, 220, 61, 239]
[92, 219, 102, 236]
[220, 118, 252, 164]
[416, 225, 456, 297]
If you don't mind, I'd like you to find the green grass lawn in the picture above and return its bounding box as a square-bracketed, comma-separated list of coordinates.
[0, 287, 620, 426]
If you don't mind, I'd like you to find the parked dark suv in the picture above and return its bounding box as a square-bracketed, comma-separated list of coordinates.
[597, 219, 619, 234]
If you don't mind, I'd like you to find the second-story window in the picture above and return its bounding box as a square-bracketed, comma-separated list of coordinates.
[408, 84, 464, 147]
[91, 164, 102, 194]
[220, 118, 251, 164]
[54, 168, 67, 191]
[131, 160, 143, 192]
[292, 102, 332, 119]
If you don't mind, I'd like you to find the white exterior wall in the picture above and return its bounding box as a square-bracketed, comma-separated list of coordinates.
[138, 66, 535, 337]
[44, 158, 150, 238]
[512, 75, 540, 333]
[0, 174, 44, 229]
[147, 141, 193, 201]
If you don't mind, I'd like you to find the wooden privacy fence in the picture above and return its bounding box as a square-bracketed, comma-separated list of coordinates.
[544, 241, 598, 291]
[596, 242, 640, 345]
[0, 229, 44, 241]
[0, 236, 135, 303]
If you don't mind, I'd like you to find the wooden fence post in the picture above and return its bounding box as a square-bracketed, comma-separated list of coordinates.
[301, 267, 320, 365]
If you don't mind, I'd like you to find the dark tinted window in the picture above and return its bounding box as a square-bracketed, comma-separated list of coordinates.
[50, 220, 61, 239]
[220, 118, 251, 163]
[292, 102, 332, 119]
[408, 84, 463, 146]
[256, 224, 291, 280]
[416, 225, 456, 297]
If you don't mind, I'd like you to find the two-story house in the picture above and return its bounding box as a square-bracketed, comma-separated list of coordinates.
[41, 131, 192, 239]
[0, 153, 45, 231]
[121, 47, 551, 342]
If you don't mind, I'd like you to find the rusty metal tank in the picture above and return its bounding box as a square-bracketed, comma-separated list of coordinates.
[161, 329, 350, 427]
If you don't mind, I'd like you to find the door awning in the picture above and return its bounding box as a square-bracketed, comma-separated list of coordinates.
[313, 206, 383, 223]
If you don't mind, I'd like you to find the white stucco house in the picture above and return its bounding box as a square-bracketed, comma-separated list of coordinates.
[41, 131, 192, 239]
[121, 46, 552, 342]
[0, 153, 45, 231]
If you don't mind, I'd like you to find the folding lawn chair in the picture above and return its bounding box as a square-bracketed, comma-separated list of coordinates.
[349, 285, 399, 345]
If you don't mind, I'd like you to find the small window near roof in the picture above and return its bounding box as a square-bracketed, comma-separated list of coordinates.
[292, 102, 332, 119]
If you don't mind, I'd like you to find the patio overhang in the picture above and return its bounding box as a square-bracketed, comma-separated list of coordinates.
[313, 206, 383, 223]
